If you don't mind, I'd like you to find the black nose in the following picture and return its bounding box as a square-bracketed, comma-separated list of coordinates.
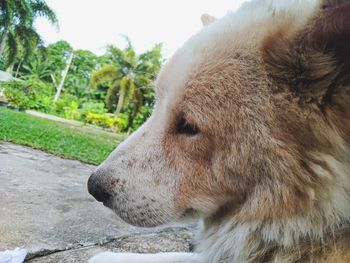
[87, 172, 111, 202]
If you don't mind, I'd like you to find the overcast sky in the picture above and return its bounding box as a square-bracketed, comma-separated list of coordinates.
[35, 0, 247, 57]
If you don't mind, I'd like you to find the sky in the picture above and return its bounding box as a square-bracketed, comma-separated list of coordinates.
[35, 0, 247, 58]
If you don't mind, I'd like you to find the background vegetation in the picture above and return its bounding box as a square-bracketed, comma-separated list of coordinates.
[0, 107, 126, 164]
[0, 0, 164, 134]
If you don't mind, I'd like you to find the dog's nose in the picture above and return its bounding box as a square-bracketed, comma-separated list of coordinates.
[87, 172, 111, 202]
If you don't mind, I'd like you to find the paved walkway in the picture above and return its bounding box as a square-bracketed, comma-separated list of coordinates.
[25, 110, 115, 134]
[26, 110, 87, 127]
[0, 143, 192, 262]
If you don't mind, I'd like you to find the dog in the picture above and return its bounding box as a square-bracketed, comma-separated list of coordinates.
[87, 0, 350, 262]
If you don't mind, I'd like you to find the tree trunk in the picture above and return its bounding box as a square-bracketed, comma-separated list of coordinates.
[53, 52, 74, 102]
[50, 73, 57, 86]
[0, 30, 8, 56]
[6, 64, 14, 74]
[14, 59, 23, 78]
[127, 114, 134, 132]
[114, 89, 125, 117]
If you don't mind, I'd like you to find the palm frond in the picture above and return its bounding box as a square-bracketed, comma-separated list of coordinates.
[105, 81, 118, 111]
[123, 78, 135, 107]
[120, 34, 132, 50]
[89, 65, 121, 89]
[14, 0, 32, 25]
[0, 1, 14, 29]
[131, 89, 144, 117]
[5, 30, 17, 66]
[105, 45, 124, 65]
[13, 24, 41, 60]
[30, 0, 58, 28]
[115, 77, 127, 115]
[0, 0, 58, 63]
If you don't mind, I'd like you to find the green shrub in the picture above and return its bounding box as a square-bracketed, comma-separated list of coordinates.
[131, 105, 152, 131]
[36, 94, 54, 113]
[2, 79, 53, 111]
[53, 94, 80, 115]
[80, 102, 107, 119]
[85, 112, 115, 128]
[63, 101, 81, 120]
[115, 113, 128, 132]
[82, 102, 106, 114]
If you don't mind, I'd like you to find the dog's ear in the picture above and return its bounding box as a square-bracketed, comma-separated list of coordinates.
[201, 14, 217, 26]
[262, 0, 350, 107]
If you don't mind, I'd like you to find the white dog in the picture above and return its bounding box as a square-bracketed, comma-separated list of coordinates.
[88, 0, 350, 262]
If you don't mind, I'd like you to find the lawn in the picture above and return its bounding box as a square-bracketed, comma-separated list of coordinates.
[0, 107, 126, 164]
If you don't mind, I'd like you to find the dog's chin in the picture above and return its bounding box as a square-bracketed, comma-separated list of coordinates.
[119, 215, 166, 228]
[102, 198, 171, 228]
[180, 208, 198, 218]
[177, 208, 200, 223]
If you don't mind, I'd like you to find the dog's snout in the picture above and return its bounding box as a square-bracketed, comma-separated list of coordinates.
[87, 172, 111, 202]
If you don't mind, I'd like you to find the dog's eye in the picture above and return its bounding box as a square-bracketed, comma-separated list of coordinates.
[176, 117, 199, 136]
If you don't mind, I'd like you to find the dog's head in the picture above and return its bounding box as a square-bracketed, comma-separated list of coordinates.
[88, 0, 350, 228]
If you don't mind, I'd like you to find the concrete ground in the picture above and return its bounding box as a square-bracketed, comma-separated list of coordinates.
[0, 143, 192, 262]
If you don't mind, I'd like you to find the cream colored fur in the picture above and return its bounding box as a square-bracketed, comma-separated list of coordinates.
[88, 0, 350, 262]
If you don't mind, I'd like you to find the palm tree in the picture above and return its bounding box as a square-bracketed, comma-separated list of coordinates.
[90, 42, 162, 122]
[90, 64, 136, 117]
[0, 0, 58, 69]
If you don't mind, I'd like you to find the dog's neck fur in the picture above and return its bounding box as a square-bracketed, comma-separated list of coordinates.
[196, 219, 350, 263]
[195, 148, 350, 263]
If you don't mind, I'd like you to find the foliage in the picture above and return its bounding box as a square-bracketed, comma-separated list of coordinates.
[90, 41, 163, 130]
[52, 93, 79, 115]
[84, 112, 128, 132]
[85, 112, 115, 129]
[20, 52, 52, 80]
[0, 107, 126, 164]
[81, 101, 106, 113]
[2, 79, 53, 110]
[79, 102, 106, 119]
[30, 40, 73, 87]
[0, 0, 58, 68]
[63, 100, 81, 120]
[115, 113, 128, 132]
[2, 36, 163, 132]
[130, 105, 153, 131]
[65, 49, 98, 98]
[45, 40, 73, 72]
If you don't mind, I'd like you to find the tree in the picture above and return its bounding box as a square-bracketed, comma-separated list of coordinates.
[65, 49, 98, 99]
[14, 40, 73, 92]
[90, 41, 163, 128]
[20, 54, 52, 80]
[44, 40, 73, 74]
[53, 51, 74, 102]
[12, 40, 102, 106]
[0, 0, 58, 69]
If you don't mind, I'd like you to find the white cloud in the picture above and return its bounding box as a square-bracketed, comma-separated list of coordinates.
[35, 0, 247, 57]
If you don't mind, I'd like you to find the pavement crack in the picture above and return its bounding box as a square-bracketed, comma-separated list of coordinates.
[25, 243, 96, 262]
[24, 235, 126, 262]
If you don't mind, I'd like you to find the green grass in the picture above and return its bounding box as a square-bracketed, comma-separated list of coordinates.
[0, 107, 127, 164]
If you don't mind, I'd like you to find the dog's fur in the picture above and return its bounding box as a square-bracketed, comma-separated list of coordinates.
[88, 0, 350, 262]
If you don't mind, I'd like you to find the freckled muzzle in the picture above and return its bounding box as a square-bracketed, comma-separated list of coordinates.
[87, 169, 172, 227]
[86, 124, 178, 227]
